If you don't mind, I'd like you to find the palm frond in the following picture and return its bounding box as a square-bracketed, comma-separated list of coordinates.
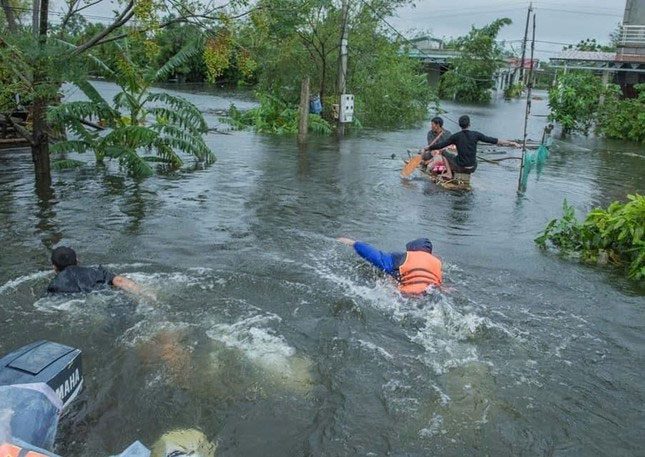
[51, 38, 115, 78]
[118, 149, 154, 177]
[49, 100, 113, 124]
[153, 37, 204, 82]
[148, 107, 204, 135]
[72, 80, 110, 108]
[149, 124, 213, 161]
[152, 138, 183, 167]
[103, 144, 154, 177]
[146, 93, 208, 133]
[51, 140, 92, 155]
[52, 159, 85, 170]
[103, 125, 159, 149]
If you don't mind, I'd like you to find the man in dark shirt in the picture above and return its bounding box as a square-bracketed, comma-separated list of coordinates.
[422, 115, 520, 179]
[47, 246, 151, 298]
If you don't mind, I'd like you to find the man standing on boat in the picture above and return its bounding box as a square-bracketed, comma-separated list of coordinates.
[422, 115, 520, 178]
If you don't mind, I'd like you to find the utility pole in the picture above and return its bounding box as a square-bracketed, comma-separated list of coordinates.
[32, 0, 40, 36]
[298, 77, 310, 144]
[518, 12, 536, 192]
[519, 2, 533, 85]
[337, 0, 349, 137]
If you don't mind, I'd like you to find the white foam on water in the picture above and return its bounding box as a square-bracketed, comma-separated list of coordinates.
[205, 312, 312, 391]
[0, 270, 52, 294]
[355, 339, 394, 360]
[206, 314, 292, 367]
[120, 319, 194, 347]
[418, 413, 444, 438]
[33, 295, 87, 313]
[123, 269, 226, 292]
[104, 262, 151, 269]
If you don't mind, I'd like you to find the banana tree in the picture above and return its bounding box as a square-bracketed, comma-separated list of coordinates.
[50, 40, 214, 177]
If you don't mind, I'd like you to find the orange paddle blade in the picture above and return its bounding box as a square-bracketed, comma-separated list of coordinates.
[401, 154, 423, 177]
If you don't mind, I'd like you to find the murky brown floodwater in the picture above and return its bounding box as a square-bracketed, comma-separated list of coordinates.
[0, 82, 643, 456]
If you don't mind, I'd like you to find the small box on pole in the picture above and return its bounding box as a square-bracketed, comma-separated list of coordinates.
[339, 94, 354, 123]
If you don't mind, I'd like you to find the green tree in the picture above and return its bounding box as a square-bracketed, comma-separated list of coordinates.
[547, 72, 614, 134]
[596, 83, 645, 142]
[234, 0, 433, 128]
[439, 18, 512, 103]
[0, 0, 246, 186]
[563, 38, 616, 52]
[49, 41, 214, 176]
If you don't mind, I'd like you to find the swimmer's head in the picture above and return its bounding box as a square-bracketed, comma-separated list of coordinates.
[406, 238, 433, 254]
[51, 246, 78, 272]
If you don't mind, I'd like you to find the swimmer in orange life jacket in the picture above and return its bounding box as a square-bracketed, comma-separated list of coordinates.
[337, 237, 442, 295]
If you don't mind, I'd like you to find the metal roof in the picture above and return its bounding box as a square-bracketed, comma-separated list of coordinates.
[552, 50, 617, 62]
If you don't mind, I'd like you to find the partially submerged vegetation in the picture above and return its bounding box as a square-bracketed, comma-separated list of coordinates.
[439, 18, 512, 103]
[50, 42, 213, 177]
[226, 94, 332, 135]
[548, 75, 645, 142]
[536, 196, 645, 281]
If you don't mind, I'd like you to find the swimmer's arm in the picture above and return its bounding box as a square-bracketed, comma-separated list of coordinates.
[112, 275, 157, 301]
[352, 242, 398, 276]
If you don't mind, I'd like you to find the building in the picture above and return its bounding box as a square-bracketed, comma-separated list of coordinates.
[549, 0, 645, 97]
[406, 36, 532, 92]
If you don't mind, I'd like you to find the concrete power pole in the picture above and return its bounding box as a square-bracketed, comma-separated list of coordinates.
[519, 2, 533, 84]
[32, 0, 40, 36]
[337, 0, 349, 136]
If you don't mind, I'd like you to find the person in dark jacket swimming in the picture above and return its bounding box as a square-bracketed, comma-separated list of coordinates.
[421, 115, 520, 179]
[337, 237, 442, 295]
[47, 246, 153, 299]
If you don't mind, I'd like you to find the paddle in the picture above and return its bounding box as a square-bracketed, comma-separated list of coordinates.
[401, 153, 423, 177]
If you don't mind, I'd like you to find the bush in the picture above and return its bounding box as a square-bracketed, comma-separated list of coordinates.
[547, 72, 608, 134]
[535, 196, 645, 280]
[504, 83, 523, 99]
[596, 83, 645, 142]
[226, 93, 332, 135]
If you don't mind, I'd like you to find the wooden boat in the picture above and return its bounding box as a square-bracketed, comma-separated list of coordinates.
[402, 157, 472, 191]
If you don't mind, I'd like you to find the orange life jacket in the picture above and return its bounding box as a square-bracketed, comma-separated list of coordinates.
[398, 250, 442, 295]
[0, 443, 49, 457]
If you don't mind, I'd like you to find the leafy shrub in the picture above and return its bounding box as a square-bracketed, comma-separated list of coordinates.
[504, 83, 523, 99]
[596, 83, 645, 142]
[547, 72, 609, 134]
[50, 41, 214, 177]
[438, 18, 512, 103]
[226, 93, 332, 135]
[536, 196, 645, 280]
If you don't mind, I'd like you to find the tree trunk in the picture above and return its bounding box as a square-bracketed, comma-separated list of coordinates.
[31, 0, 52, 187]
[31, 98, 52, 187]
[0, 0, 17, 32]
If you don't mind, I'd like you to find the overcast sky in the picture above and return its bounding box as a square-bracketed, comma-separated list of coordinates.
[50, 0, 627, 59]
[391, 0, 626, 58]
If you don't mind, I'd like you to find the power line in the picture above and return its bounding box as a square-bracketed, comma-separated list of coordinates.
[358, 0, 502, 82]
[535, 7, 622, 18]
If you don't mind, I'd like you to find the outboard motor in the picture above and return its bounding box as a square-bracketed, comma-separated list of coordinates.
[0, 341, 215, 457]
[0, 340, 82, 456]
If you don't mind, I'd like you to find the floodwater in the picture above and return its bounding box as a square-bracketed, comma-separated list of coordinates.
[0, 81, 643, 456]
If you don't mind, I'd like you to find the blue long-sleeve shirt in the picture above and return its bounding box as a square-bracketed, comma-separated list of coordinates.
[353, 241, 405, 277]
